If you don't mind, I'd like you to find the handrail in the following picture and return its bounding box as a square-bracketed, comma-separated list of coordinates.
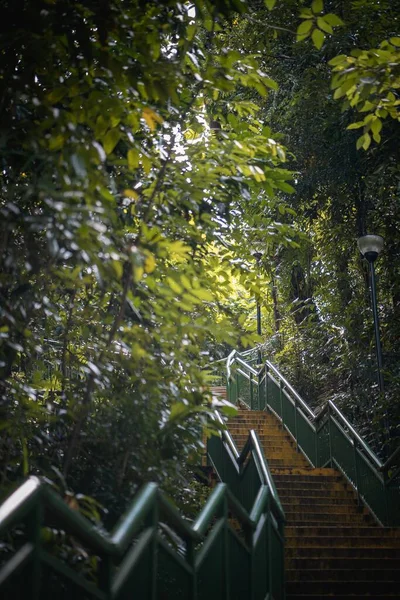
[249, 430, 284, 520]
[382, 446, 400, 472]
[226, 349, 237, 381]
[263, 357, 398, 471]
[264, 358, 399, 473]
[265, 360, 316, 420]
[214, 410, 240, 460]
[236, 368, 258, 384]
[235, 356, 258, 376]
[215, 410, 285, 523]
[328, 400, 384, 471]
[207, 409, 286, 595]
[0, 477, 42, 532]
[0, 406, 286, 597]
[192, 483, 227, 536]
[225, 347, 400, 526]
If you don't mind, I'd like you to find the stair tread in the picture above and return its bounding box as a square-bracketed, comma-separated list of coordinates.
[224, 408, 400, 598]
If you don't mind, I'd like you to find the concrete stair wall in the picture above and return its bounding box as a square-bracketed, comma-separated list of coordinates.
[226, 409, 400, 599]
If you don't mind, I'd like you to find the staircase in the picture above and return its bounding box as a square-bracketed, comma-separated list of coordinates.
[227, 409, 400, 599]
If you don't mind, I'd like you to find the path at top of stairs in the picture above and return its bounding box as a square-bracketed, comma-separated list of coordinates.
[227, 409, 400, 599]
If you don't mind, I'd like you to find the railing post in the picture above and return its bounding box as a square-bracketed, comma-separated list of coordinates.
[248, 527, 255, 600]
[382, 470, 390, 526]
[267, 497, 273, 597]
[147, 498, 158, 600]
[187, 538, 197, 600]
[223, 493, 230, 600]
[258, 369, 263, 411]
[26, 503, 43, 600]
[328, 403, 333, 467]
[353, 437, 361, 505]
[250, 377, 254, 410]
[315, 423, 319, 468]
[98, 554, 113, 598]
[265, 364, 269, 410]
[280, 379, 284, 427]
[236, 372, 239, 405]
[294, 398, 299, 451]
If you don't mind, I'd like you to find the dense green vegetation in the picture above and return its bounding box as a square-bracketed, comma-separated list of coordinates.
[230, 0, 400, 456]
[0, 0, 399, 527]
[0, 0, 296, 519]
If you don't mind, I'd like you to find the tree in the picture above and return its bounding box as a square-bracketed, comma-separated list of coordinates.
[0, 0, 297, 513]
[224, 0, 400, 454]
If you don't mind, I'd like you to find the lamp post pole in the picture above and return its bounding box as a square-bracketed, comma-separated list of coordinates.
[357, 234, 385, 394]
[254, 252, 262, 365]
[369, 260, 385, 394]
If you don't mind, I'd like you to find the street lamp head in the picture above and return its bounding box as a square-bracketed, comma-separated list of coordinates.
[357, 234, 384, 263]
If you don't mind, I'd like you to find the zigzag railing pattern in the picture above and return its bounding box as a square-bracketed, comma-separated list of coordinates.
[225, 349, 400, 527]
[0, 411, 285, 599]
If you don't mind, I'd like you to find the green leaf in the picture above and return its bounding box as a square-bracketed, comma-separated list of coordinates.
[347, 121, 365, 130]
[169, 403, 188, 421]
[372, 132, 381, 143]
[329, 54, 347, 66]
[220, 404, 238, 417]
[311, 0, 323, 14]
[317, 17, 333, 34]
[360, 101, 376, 113]
[362, 132, 371, 150]
[141, 155, 151, 174]
[166, 277, 183, 294]
[324, 13, 344, 26]
[390, 37, 400, 47]
[277, 181, 295, 193]
[371, 118, 382, 136]
[191, 288, 214, 301]
[296, 19, 313, 41]
[356, 133, 371, 151]
[263, 77, 279, 91]
[264, 0, 276, 9]
[312, 28, 325, 49]
[371, 118, 382, 134]
[103, 129, 121, 155]
[127, 148, 139, 169]
[299, 9, 313, 18]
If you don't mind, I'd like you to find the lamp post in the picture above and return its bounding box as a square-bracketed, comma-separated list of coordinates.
[357, 234, 384, 394]
[253, 252, 262, 365]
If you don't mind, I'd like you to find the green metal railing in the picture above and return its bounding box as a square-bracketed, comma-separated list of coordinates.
[0, 412, 285, 599]
[208, 412, 285, 600]
[225, 349, 400, 527]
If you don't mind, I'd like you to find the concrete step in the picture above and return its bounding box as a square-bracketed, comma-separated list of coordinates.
[286, 568, 400, 582]
[265, 460, 308, 467]
[286, 580, 399, 595]
[284, 514, 371, 526]
[286, 547, 400, 559]
[287, 596, 400, 599]
[225, 408, 400, 598]
[280, 495, 357, 506]
[282, 503, 366, 515]
[279, 489, 354, 499]
[285, 526, 395, 540]
[286, 556, 400, 569]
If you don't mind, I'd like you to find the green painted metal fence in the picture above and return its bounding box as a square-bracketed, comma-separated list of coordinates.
[225, 349, 400, 527]
[0, 413, 285, 599]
